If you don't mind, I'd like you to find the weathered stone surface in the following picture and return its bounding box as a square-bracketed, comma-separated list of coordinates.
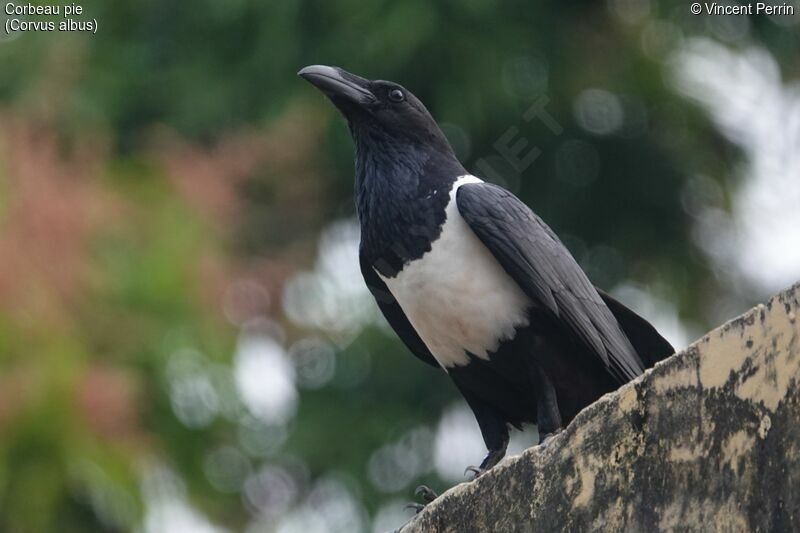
[400, 282, 800, 533]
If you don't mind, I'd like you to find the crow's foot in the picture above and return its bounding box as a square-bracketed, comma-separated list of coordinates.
[404, 502, 425, 514]
[464, 465, 485, 480]
[464, 442, 507, 481]
[538, 427, 563, 446]
[404, 484, 439, 514]
[415, 485, 438, 503]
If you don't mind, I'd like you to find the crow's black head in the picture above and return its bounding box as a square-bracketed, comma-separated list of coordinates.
[299, 65, 465, 266]
[298, 65, 456, 158]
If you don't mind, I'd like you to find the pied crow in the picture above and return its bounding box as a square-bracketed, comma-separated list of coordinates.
[298, 65, 674, 477]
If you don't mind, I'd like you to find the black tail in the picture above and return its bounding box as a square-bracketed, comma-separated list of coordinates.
[596, 288, 675, 369]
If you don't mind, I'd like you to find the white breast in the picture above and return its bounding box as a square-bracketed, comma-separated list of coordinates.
[378, 175, 531, 369]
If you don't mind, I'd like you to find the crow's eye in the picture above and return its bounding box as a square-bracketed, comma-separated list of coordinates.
[388, 89, 405, 103]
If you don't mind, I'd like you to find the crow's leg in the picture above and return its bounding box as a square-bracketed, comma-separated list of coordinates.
[532, 364, 562, 444]
[461, 394, 509, 479]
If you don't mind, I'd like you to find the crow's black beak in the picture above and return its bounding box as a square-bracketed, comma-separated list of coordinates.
[298, 65, 376, 106]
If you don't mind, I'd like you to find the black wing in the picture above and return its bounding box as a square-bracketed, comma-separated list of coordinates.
[596, 288, 675, 368]
[359, 252, 439, 368]
[456, 182, 644, 383]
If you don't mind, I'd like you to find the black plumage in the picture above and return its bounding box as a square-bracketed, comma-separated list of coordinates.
[299, 65, 674, 475]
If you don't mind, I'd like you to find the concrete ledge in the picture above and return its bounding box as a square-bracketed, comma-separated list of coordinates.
[400, 282, 800, 533]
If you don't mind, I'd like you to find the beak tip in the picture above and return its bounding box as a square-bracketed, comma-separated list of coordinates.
[298, 65, 334, 80]
[297, 65, 374, 105]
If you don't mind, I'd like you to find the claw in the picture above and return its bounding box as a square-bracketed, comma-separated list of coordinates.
[404, 502, 425, 514]
[464, 465, 483, 479]
[414, 485, 438, 503]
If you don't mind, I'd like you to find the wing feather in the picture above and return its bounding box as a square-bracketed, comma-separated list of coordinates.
[456, 182, 643, 382]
